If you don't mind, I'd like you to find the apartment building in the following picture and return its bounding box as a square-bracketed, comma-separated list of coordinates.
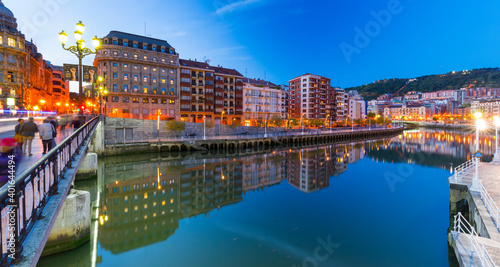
[242, 78, 284, 126]
[179, 59, 215, 123]
[179, 59, 244, 124]
[51, 65, 69, 112]
[471, 100, 500, 118]
[288, 74, 336, 120]
[212, 66, 244, 125]
[94, 31, 180, 120]
[335, 88, 348, 121]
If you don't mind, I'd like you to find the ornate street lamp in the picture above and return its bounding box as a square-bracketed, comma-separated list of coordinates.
[59, 21, 100, 121]
[472, 111, 485, 191]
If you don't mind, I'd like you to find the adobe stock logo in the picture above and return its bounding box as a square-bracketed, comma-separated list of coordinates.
[18, 0, 70, 38]
[292, 235, 340, 267]
[339, 0, 405, 63]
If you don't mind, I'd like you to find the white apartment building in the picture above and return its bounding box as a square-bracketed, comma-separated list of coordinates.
[243, 78, 284, 126]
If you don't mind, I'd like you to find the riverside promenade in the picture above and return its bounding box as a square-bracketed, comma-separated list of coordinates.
[449, 154, 500, 266]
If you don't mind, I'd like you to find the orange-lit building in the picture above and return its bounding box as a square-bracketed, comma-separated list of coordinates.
[51, 66, 69, 113]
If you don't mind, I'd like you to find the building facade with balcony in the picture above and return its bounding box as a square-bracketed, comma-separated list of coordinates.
[179, 59, 215, 123]
[51, 65, 69, 112]
[335, 88, 348, 121]
[94, 31, 180, 120]
[242, 78, 284, 126]
[288, 74, 336, 121]
[212, 66, 244, 125]
[471, 100, 500, 119]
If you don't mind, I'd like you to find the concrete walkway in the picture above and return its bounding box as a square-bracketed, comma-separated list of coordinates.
[450, 159, 500, 266]
[16, 128, 75, 176]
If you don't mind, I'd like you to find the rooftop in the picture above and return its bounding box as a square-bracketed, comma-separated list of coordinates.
[179, 59, 213, 71]
[243, 78, 277, 87]
[104, 31, 174, 48]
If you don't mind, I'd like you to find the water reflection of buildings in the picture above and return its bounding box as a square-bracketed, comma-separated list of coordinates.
[97, 153, 289, 254]
[366, 129, 497, 169]
[288, 144, 365, 193]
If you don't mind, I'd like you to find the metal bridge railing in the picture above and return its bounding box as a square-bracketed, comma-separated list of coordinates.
[479, 179, 500, 231]
[0, 116, 99, 265]
[450, 158, 477, 183]
[453, 212, 496, 267]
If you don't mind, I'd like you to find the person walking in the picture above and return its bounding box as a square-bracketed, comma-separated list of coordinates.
[48, 116, 58, 147]
[39, 119, 55, 155]
[59, 115, 68, 137]
[71, 116, 81, 131]
[19, 117, 38, 157]
[14, 118, 24, 148]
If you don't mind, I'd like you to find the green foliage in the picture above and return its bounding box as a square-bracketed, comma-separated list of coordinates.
[367, 113, 376, 119]
[269, 114, 284, 127]
[354, 119, 363, 125]
[346, 68, 500, 100]
[308, 119, 325, 127]
[165, 120, 186, 135]
[289, 118, 300, 127]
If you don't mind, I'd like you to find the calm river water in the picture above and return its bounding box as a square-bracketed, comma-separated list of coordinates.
[37, 128, 498, 267]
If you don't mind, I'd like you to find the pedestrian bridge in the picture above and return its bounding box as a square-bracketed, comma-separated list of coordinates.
[0, 116, 100, 266]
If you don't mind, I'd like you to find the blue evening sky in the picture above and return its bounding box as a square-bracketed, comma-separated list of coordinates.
[5, 0, 500, 88]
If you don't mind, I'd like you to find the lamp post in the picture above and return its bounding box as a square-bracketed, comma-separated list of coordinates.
[221, 111, 225, 125]
[203, 115, 206, 140]
[301, 114, 306, 135]
[325, 115, 330, 133]
[472, 111, 484, 191]
[264, 113, 269, 137]
[59, 21, 100, 123]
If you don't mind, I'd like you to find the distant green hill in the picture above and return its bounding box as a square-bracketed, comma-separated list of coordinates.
[346, 68, 500, 100]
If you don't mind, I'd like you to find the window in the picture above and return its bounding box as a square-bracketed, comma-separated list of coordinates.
[113, 40, 118, 45]
[124, 64, 128, 68]
[123, 73, 128, 80]
[133, 43, 138, 48]
[143, 66, 148, 71]
[181, 104, 190, 109]
[7, 71, 15, 82]
[161, 88, 166, 95]
[113, 62, 118, 67]
[134, 54, 138, 59]
[123, 85, 128, 92]
[143, 76, 148, 83]
[152, 99, 158, 104]
[143, 56, 147, 60]
[170, 79, 174, 85]
[133, 75, 138, 82]
[153, 77, 157, 83]
[161, 78, 166, 84]
[181, 78, 189, 83]
[8, 38, 15, 47]
[0, 53, 3, 62]
[124, 52, 128, 57]
[161, 99, 167, 104]
[133, 65, 138, 69]
[143, 109, 149, 115]
[123, 97, 130, 103]
[169, 100, 175, 104]
[143, 86, 148, 94]
[0, 36, 2, 44]
[113, 84, 118, 92]
[181, 87, 190, 92]
[181, 95, 190, 100]
[132, 97, 139, 103]
[7, 55, 15, 64]
[124, 42, 128, 47]
[142, 98, 149, 103]
[111, 96, 119, 102]
[113, 73, 117, 79]
[152, 87, 157, 94]
[133, 85, 138, 93]
[133, 108, 139, 114]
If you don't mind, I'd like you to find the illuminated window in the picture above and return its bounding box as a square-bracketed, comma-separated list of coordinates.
[8, 38, 15, 47]
[162, 200, 166, 206]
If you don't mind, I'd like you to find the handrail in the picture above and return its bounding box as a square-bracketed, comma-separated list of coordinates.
[453, 212, 496, 267]
[479, 180, 500, 230]
[0, 116, 100, 264]
[451, 158, 477, 183]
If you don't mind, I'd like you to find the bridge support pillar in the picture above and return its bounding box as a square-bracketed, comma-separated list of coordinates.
[76, 153, 98, 180]
[41, 189, 91, 257]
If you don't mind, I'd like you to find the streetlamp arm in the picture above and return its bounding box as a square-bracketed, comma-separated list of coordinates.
[61, 43, 96, 59]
